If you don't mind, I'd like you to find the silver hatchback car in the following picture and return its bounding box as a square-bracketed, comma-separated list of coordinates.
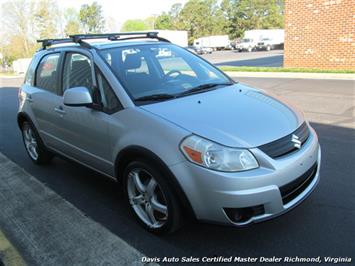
[18, 32, 321, 234]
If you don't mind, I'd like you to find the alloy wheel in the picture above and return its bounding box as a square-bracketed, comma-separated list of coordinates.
[127, 168, 168, 228]
[23, 125, 38, 160]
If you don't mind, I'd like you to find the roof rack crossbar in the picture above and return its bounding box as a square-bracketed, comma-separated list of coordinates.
[69, 32, 166, 42]
[37, 38, 73, 49]
[111, 35, 171, 43]
[37, 32, 170, 50]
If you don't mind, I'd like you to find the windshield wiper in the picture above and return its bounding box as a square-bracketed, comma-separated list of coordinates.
[177, 82, 233, 97]
[135, 82, 233, 102]
[135, 93, 176, 102]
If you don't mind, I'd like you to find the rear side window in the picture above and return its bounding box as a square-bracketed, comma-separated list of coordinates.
[25, 59, 37, 85]
[35, 53, 60, 93]
[62, 53, 93, 93]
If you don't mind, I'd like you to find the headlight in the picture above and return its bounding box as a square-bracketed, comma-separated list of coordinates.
[180, 135, 259, 172]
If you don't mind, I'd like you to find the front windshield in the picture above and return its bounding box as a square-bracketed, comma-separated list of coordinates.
[241, 39, 251, 43]
[98, 44, 231, 101]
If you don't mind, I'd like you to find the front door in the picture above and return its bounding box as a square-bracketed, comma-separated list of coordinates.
[54, 52, 117, 175]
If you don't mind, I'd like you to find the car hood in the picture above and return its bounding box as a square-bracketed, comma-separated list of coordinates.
[140, 84, 304, 148]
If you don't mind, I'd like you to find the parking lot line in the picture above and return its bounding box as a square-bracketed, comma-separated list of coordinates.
[0, 229, 25, 266]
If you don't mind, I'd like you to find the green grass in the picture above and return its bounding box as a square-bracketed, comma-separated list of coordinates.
[218, 66, 355, 74]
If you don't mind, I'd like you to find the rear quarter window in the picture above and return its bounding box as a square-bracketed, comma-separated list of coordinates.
[24, 58, 37, 85]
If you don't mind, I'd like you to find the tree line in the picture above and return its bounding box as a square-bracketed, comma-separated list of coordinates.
[0, 0, 284, 67]
[0, 0, 105, 66]
[123, 0, 284, 44]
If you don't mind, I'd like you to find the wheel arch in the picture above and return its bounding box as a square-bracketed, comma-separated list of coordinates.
[17, 112, 33, 129]
[114, 145, 196, 219]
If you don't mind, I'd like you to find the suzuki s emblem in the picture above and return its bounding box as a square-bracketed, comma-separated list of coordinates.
[291, 134, 302, 149]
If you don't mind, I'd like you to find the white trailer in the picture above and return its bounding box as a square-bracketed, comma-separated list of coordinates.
[153, 30, 188, 47]
[243, 29, 284, 45]
[193, 35, 230, 50]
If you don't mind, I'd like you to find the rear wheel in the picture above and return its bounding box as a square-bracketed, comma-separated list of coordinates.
[21, 121, 53, 164]
[123, 160, 183, 234]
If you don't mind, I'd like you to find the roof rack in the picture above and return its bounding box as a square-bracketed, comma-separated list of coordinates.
[37, 32, 171, 50]
[37, 38, 73, 49]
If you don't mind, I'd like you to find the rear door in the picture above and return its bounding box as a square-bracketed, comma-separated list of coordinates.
[29, 52, 65, 148]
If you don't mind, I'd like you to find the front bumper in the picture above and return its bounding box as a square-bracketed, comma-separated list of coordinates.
[169, 127, 321, 226]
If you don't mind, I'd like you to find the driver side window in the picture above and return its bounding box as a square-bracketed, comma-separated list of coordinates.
[62, 53, 94, 93]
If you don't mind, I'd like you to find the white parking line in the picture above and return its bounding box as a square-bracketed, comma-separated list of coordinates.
[0, 229, 25, 266]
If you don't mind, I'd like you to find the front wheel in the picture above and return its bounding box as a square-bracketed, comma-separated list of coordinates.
[123, 160, 183, 234]
[21, 121, 53, 164]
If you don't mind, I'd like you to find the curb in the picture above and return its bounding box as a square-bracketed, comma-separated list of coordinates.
[225, 71, 355, 80]
[0, 152, 158, 266]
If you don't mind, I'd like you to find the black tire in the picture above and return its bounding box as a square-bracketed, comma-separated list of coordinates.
[123, 159, 183, 234]
[21, 121, 53, 164]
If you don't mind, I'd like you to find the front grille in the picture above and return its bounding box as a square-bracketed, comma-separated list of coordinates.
[258, 122, 310, 159]
[280, 163, 318, 205]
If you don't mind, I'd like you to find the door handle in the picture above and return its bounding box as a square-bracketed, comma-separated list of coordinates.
[26, 95, 33, 103]
[54, 106, 66, 115]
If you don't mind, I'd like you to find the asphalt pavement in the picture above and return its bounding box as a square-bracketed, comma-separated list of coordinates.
[0, 77, 354, 265]
[0, 152, 149, 266]
[200, 50, 284, 67]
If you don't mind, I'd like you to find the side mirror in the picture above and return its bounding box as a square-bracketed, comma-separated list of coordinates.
[63, 87, 93, 107]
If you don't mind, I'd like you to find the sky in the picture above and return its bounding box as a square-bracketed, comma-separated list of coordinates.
[57, 0, 188, 29]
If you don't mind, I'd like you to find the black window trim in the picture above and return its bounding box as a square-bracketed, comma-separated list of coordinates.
[95, 65, 124, 114]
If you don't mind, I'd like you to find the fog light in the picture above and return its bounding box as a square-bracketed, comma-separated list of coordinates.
[224, 205, 265, 224]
